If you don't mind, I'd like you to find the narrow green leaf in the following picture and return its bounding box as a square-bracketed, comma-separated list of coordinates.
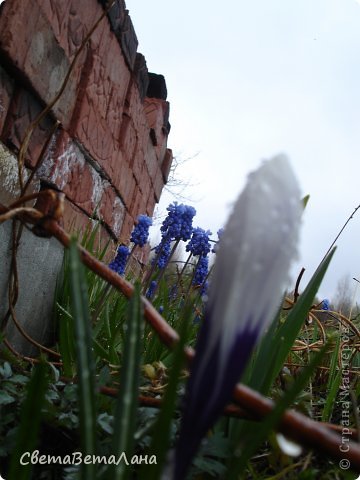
[271, 249, 335, 380]
[98, 238, 111, 262]
[229, 251, 335, 467]
[109, 283, 144, 480]
[69, 239, 97, 480]
[8, 362, 48, 480]
[229, 344, 329, 478]
[322, 334, 342, 422]
[242, 304, 282, 391]
[59, 311, 76, 377]
[250, 248, 335, 395]
[322, 370, 342, 422]
[81, 222, 100, 252]
[139, 304, 192, 480]
[93, 337, 111, 362]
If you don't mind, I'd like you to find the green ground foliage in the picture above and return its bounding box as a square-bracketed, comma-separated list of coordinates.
[0, 225, 359, 480]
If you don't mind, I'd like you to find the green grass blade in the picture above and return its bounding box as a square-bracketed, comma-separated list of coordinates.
[322, 370, 342, 422]
[69, 239, 97, 480]
[250, 248, 335, 395]
[228, 252, 335, 468]
[58, 308, 76, 377]
[322, 334, 342, 422]
[81, 222, 100, 252]
[139, 304, 192, 480]
[242, 304, 282, 391]
[109, 283, 144, 480]
[8, 362, 48, 480]
[92, 337, 111, 362]
[229, 344, 329, 478]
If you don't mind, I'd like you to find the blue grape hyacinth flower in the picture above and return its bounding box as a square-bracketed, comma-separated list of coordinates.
[153, 236, 172, 269]
[160, 202, 196, 241]
[130, 214, 152, 247]
[322, 298, 330, 310]
[174, 155, 302, 479]
[146, 280, 157, 299]
[192, 256, 209, 287]
[108, 245, 129, 276]
[186, 227, 212, 257]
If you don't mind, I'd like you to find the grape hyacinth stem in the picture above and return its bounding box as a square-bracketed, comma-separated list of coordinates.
[180, 252, 193, 277]
[150, 240, 180, 298]
[91, 281, 111, 323]
[142, 240, 165, 291]
[186, 255, 202, 296]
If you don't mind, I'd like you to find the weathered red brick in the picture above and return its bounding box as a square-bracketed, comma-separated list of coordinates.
[144, 137, 159, 184]
[144, 97, 170, 164]
[69, 23, 131, 149]
[0, 0, 82, 127]
[153, 166, 165, 202]
[161, 148, 173, 183]
[0, 0, 173, 259]
[98, 0, 138, 70]
[129, 184, 140, 218]
[119, 113, 137, 165]
[99, 184, 125, 238]
[118, 10, 138, 70]
[42, 0, 138, 72]
[62, 199, 113, 260]
[132, 243, 151, 267]
[98, 0, 126, 34]
[123, 79, 149, 151]
[144, 98, 163, 133]
[41, 132, 97, 212]
[90, 26, 131, 138]
[40, 131, 127, 238]
[71, 103, 116, 169]
[130, 184, 148, 220]
[155, 131, 168, 166]
[2, 88, 55, 168]
[40, 0, 104, 59]
[133, 53, 149, 101]
[41, 0, 132, 153]
[38, 131, 101, 214]
[119, 210, 134, 244]
[131, 147, 146, 186]
[61, 197, 94, 236]
[113, 158, 136, 209]
[146, 192, 157, 218]
[0, 67, 14, 134]
[138, 167, 152, 205]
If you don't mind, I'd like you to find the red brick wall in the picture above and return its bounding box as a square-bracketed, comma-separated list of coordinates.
[0, 0, 172, 248]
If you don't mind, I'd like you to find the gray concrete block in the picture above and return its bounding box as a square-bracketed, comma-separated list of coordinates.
[0, 221, 64, 356]
[0, 141, 64, 356]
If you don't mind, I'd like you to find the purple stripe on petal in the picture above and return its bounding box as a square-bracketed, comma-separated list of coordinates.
[174, 321, 260, 480]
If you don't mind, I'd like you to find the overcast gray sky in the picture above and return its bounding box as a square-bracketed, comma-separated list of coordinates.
[129, 0, 360, 302]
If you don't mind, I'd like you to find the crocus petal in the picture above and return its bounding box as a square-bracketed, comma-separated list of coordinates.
[174, 155, 302, 479]
[276, 433, 303, 457]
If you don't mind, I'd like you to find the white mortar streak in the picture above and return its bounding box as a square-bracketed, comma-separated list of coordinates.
[0, 143, 29, 196]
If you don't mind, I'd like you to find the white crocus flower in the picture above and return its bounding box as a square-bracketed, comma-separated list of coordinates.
[276, 433, 303, 457]
[174, 154, 302, 480]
